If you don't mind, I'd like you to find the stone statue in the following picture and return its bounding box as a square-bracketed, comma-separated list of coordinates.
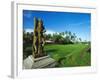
[23, 17, 57, 69]
[33, 17, 46, 58]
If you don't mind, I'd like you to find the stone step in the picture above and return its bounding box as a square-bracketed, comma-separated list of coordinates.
[23, 55, 34, 69]
[43, 61, 57, 68]
[32, 57, 57, 68]
[23, 55, 57, 69]
[34, 55, 50, 62]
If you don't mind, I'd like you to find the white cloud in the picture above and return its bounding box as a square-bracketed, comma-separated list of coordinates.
[25, 29, 58, 35]
[45, 30, 56, 35]
[25, 28, 33, 33]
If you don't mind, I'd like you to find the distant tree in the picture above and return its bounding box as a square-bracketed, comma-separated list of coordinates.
[71, 33, 77, 43]
[79, 38, 82, 42]
[23, 30, 33, 59]
[61, 32, 65, 36]
[46, 34, 52, 40]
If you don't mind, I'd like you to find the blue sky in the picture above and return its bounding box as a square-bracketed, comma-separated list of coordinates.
[23, 10, 91, 41]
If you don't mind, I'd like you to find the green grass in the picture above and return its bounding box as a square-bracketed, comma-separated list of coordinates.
[44, 44, 91, 67]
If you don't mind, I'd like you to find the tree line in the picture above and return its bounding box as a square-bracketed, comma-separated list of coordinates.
[23, 29, 90, 45]
[45, 31, 82, 44]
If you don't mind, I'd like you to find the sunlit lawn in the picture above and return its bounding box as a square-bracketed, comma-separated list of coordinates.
[44, 44, 91, 67]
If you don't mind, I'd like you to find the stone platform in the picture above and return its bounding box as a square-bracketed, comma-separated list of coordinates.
[23, 55, 57, 69]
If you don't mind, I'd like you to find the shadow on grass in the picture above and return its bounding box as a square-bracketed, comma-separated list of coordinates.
[45, 49, 58, 57]
[45, 49, 58, 53]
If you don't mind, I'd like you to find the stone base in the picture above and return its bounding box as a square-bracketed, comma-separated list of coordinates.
[23, 55, 34, 69]
[23, 55, 57, 69]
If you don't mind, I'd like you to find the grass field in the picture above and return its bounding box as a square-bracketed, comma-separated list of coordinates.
[44, 44, 91, 67]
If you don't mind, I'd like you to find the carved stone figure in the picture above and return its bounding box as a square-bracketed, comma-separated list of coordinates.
[33, 17, 46, 58]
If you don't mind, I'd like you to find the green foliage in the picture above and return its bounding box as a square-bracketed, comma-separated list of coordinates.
[23, 30, 33, 59]
[45, 31, 83, 44]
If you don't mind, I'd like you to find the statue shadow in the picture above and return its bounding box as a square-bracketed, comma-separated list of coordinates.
[45, 49, 58, 56]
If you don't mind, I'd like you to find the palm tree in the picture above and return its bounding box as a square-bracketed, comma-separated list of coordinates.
[72, 33, 77, 43]
[79, 38, 82, 42]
